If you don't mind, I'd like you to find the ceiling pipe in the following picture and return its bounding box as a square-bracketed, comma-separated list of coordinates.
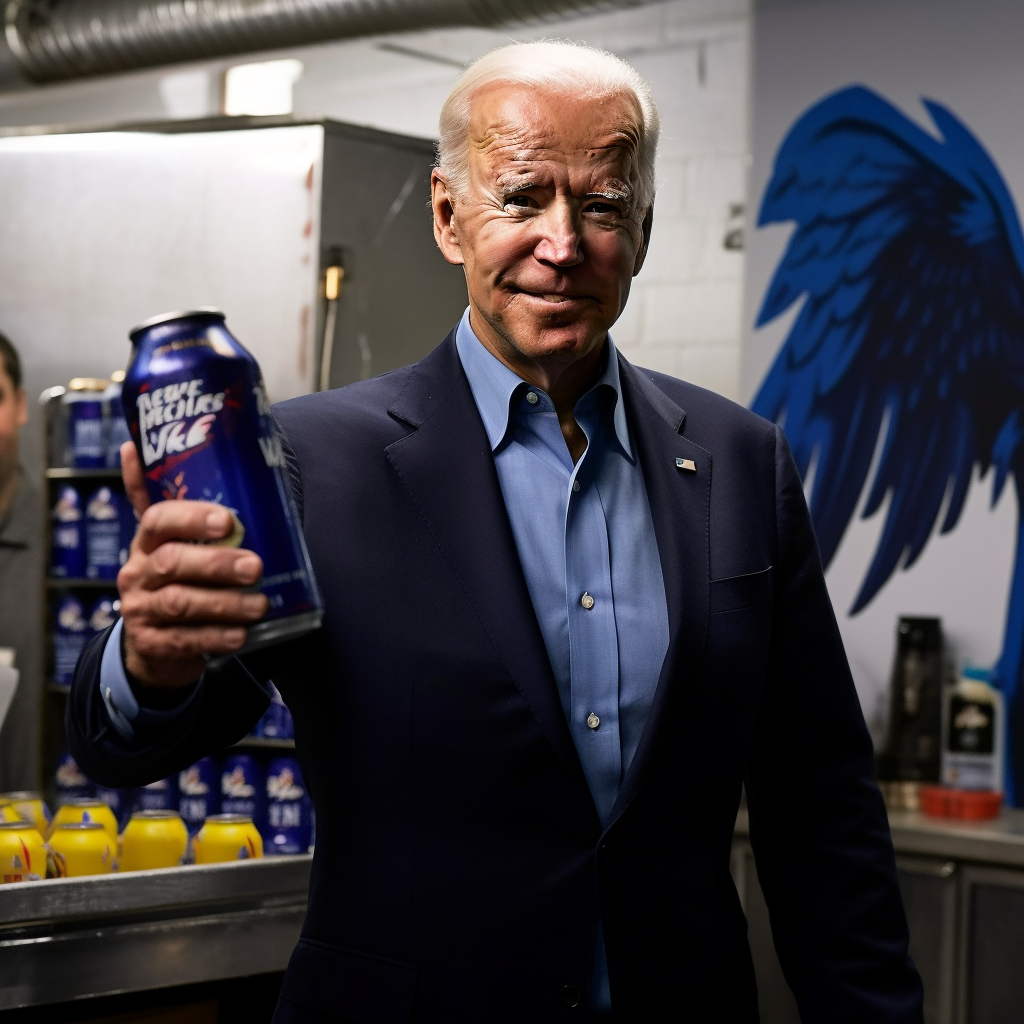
[3, 0, 652, 84]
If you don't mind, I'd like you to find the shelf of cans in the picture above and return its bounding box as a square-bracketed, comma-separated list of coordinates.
[45, 374, 134, 689]
[46, 684, 305, 863]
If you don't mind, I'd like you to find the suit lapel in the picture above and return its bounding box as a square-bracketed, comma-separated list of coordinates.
[385, 334, 589, 789]
[610, 361, 711, 823]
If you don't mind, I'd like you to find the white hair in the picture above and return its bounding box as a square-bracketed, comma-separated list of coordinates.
[436, 40, 660, 215]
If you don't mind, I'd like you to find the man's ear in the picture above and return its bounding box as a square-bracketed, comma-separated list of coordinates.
[431, 170, 465, 267]
[632, 204, 654, 277]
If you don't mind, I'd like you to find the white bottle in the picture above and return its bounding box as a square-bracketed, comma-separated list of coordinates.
[941, 667, 1004, 792]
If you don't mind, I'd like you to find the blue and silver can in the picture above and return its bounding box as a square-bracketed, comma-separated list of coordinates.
[53, 594, 89, 687]
[254, 682, 294, 740]
[134, 776, 179, 813]
[93, 785, 134, 832]
[123, 309, 321, 652]
[85, 486, 130, 581]
[104, 373, 132, 469]
[265, 755, 312, 855]
[51, 485, 86, 578]
[63, 379, 107, 469]
[179, 757, 220, 834]
[54, 751, 93, 806]
[221, 753, 265, 830]
[88, 595, 119, 637]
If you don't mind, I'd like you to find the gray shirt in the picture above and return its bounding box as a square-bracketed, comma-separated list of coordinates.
[0, 470, 44, 790]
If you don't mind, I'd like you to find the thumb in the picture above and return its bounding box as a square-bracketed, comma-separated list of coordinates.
[120, 441, 151, 517]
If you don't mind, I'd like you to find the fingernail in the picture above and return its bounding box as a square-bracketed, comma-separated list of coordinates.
[237, 554, 261, 580]
[206, 509, 229, 534]
[226, 628, 247, 647]
[242, 594, 267, 615]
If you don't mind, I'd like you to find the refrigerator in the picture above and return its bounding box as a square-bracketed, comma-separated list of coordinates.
[0, 114, 468, 790]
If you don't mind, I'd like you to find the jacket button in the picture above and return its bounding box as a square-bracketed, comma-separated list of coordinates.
[561, 984, 581, 1009]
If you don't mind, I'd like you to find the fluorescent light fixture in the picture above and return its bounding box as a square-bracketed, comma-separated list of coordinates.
[223, 59, 304, 117]
[159, 70, 211, 119]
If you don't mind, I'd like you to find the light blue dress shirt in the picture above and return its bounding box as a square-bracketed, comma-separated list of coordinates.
[455, 309, 669, 824]
[99, 308, 671, 1012]
[455, 309, 669, 1013]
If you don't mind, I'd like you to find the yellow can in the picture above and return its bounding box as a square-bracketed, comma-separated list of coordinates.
[48, 799, 119, 842]
[120, 810, 188, 871]
[192, 814, 264, 864]
[0, 820, 47, 882]
[48, 821, 115, 877]
[0, 792, 52, 836]
[0, 802, 24, 824]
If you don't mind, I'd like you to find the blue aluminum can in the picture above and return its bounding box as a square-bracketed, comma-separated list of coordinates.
[85, 486, 131, 581]
[63, 382, 106, 468]
[104, 377, 132, 468]
[88, 595, 119, 636]
[54, 751, 93, 806]
[51, 485, 86, 578]
[265, 755, 312, 855]
[254, 682, 294, 740]
[123, 309, 321, 653]
[53, 594, 89, 687]
[221, 753, 265, 830]
[93, 785, 134, 832]
[178, 757, 220, 834]
[135, 776, 179, 813]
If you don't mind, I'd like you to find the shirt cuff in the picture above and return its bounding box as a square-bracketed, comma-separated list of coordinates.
[99, 618, 203, 742]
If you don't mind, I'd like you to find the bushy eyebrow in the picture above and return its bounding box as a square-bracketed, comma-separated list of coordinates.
[495, 174, 635, 206]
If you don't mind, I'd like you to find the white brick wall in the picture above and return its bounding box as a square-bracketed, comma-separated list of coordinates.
[0, 0, 751, 399]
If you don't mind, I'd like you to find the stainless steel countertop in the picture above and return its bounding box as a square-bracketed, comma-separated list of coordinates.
[0, 855, 313, 1010]
[734, 806, 1024, 869]
[0, 853, 312, 927]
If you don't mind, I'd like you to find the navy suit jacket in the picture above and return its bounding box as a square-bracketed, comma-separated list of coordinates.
[67, 332, 922, 1023]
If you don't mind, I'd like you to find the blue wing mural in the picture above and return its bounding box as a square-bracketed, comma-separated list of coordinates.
[751, 85, 1024, 803]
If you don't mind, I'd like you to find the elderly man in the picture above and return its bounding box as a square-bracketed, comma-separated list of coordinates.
[69, 42, 922, 1023]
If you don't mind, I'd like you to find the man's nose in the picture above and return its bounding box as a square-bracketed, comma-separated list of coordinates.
[533, 202, 584, 267]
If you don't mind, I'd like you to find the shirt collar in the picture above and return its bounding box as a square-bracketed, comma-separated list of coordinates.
[454, 307, 632, 458]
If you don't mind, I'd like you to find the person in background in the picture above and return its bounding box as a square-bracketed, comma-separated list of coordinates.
[0, 330, 43, 791]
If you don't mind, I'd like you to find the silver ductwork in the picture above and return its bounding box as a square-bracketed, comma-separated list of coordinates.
[3, 0, 650, 84]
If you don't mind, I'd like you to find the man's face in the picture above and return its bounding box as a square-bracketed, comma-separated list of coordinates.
[0, 359, 27, 476]
[432, 85, 651, 375]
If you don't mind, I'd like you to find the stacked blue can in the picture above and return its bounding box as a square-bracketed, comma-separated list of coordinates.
[265, 755, 313, 854]
[51, 485, 133, 583]
[178, 757, 220, 834]
[62, 374, 132, 470]
[51, 594, 120, 687]
[252, 683, 295, 740]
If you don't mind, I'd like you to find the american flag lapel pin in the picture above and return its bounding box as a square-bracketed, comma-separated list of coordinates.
[675, 458, 696, 472]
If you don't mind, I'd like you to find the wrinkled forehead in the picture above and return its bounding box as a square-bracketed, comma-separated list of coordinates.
[467, 84, 642, 183]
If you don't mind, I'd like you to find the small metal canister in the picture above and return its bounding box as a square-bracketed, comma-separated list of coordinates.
[48, 799, 119, 842]
[0, 820, 47, 883]
[192, 814, 264, 864]
[0, 792, 52, 836]
[120, 810, 188, 871]
[48, 821, 114, 877]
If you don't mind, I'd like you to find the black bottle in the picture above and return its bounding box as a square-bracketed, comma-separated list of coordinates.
[877, 617, 943, 784]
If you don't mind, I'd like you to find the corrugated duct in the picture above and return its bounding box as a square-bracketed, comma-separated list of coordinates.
[3, 0, 651, 83]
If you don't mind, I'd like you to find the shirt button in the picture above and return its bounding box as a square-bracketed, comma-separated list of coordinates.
[572, 480, 580, 492]
[587, 712, 600, 730]
[580, 592, 595, 610]
[525, 391, 539, 405]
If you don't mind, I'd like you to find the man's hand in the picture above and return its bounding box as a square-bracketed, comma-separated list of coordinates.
[116, 441, 269, 689]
